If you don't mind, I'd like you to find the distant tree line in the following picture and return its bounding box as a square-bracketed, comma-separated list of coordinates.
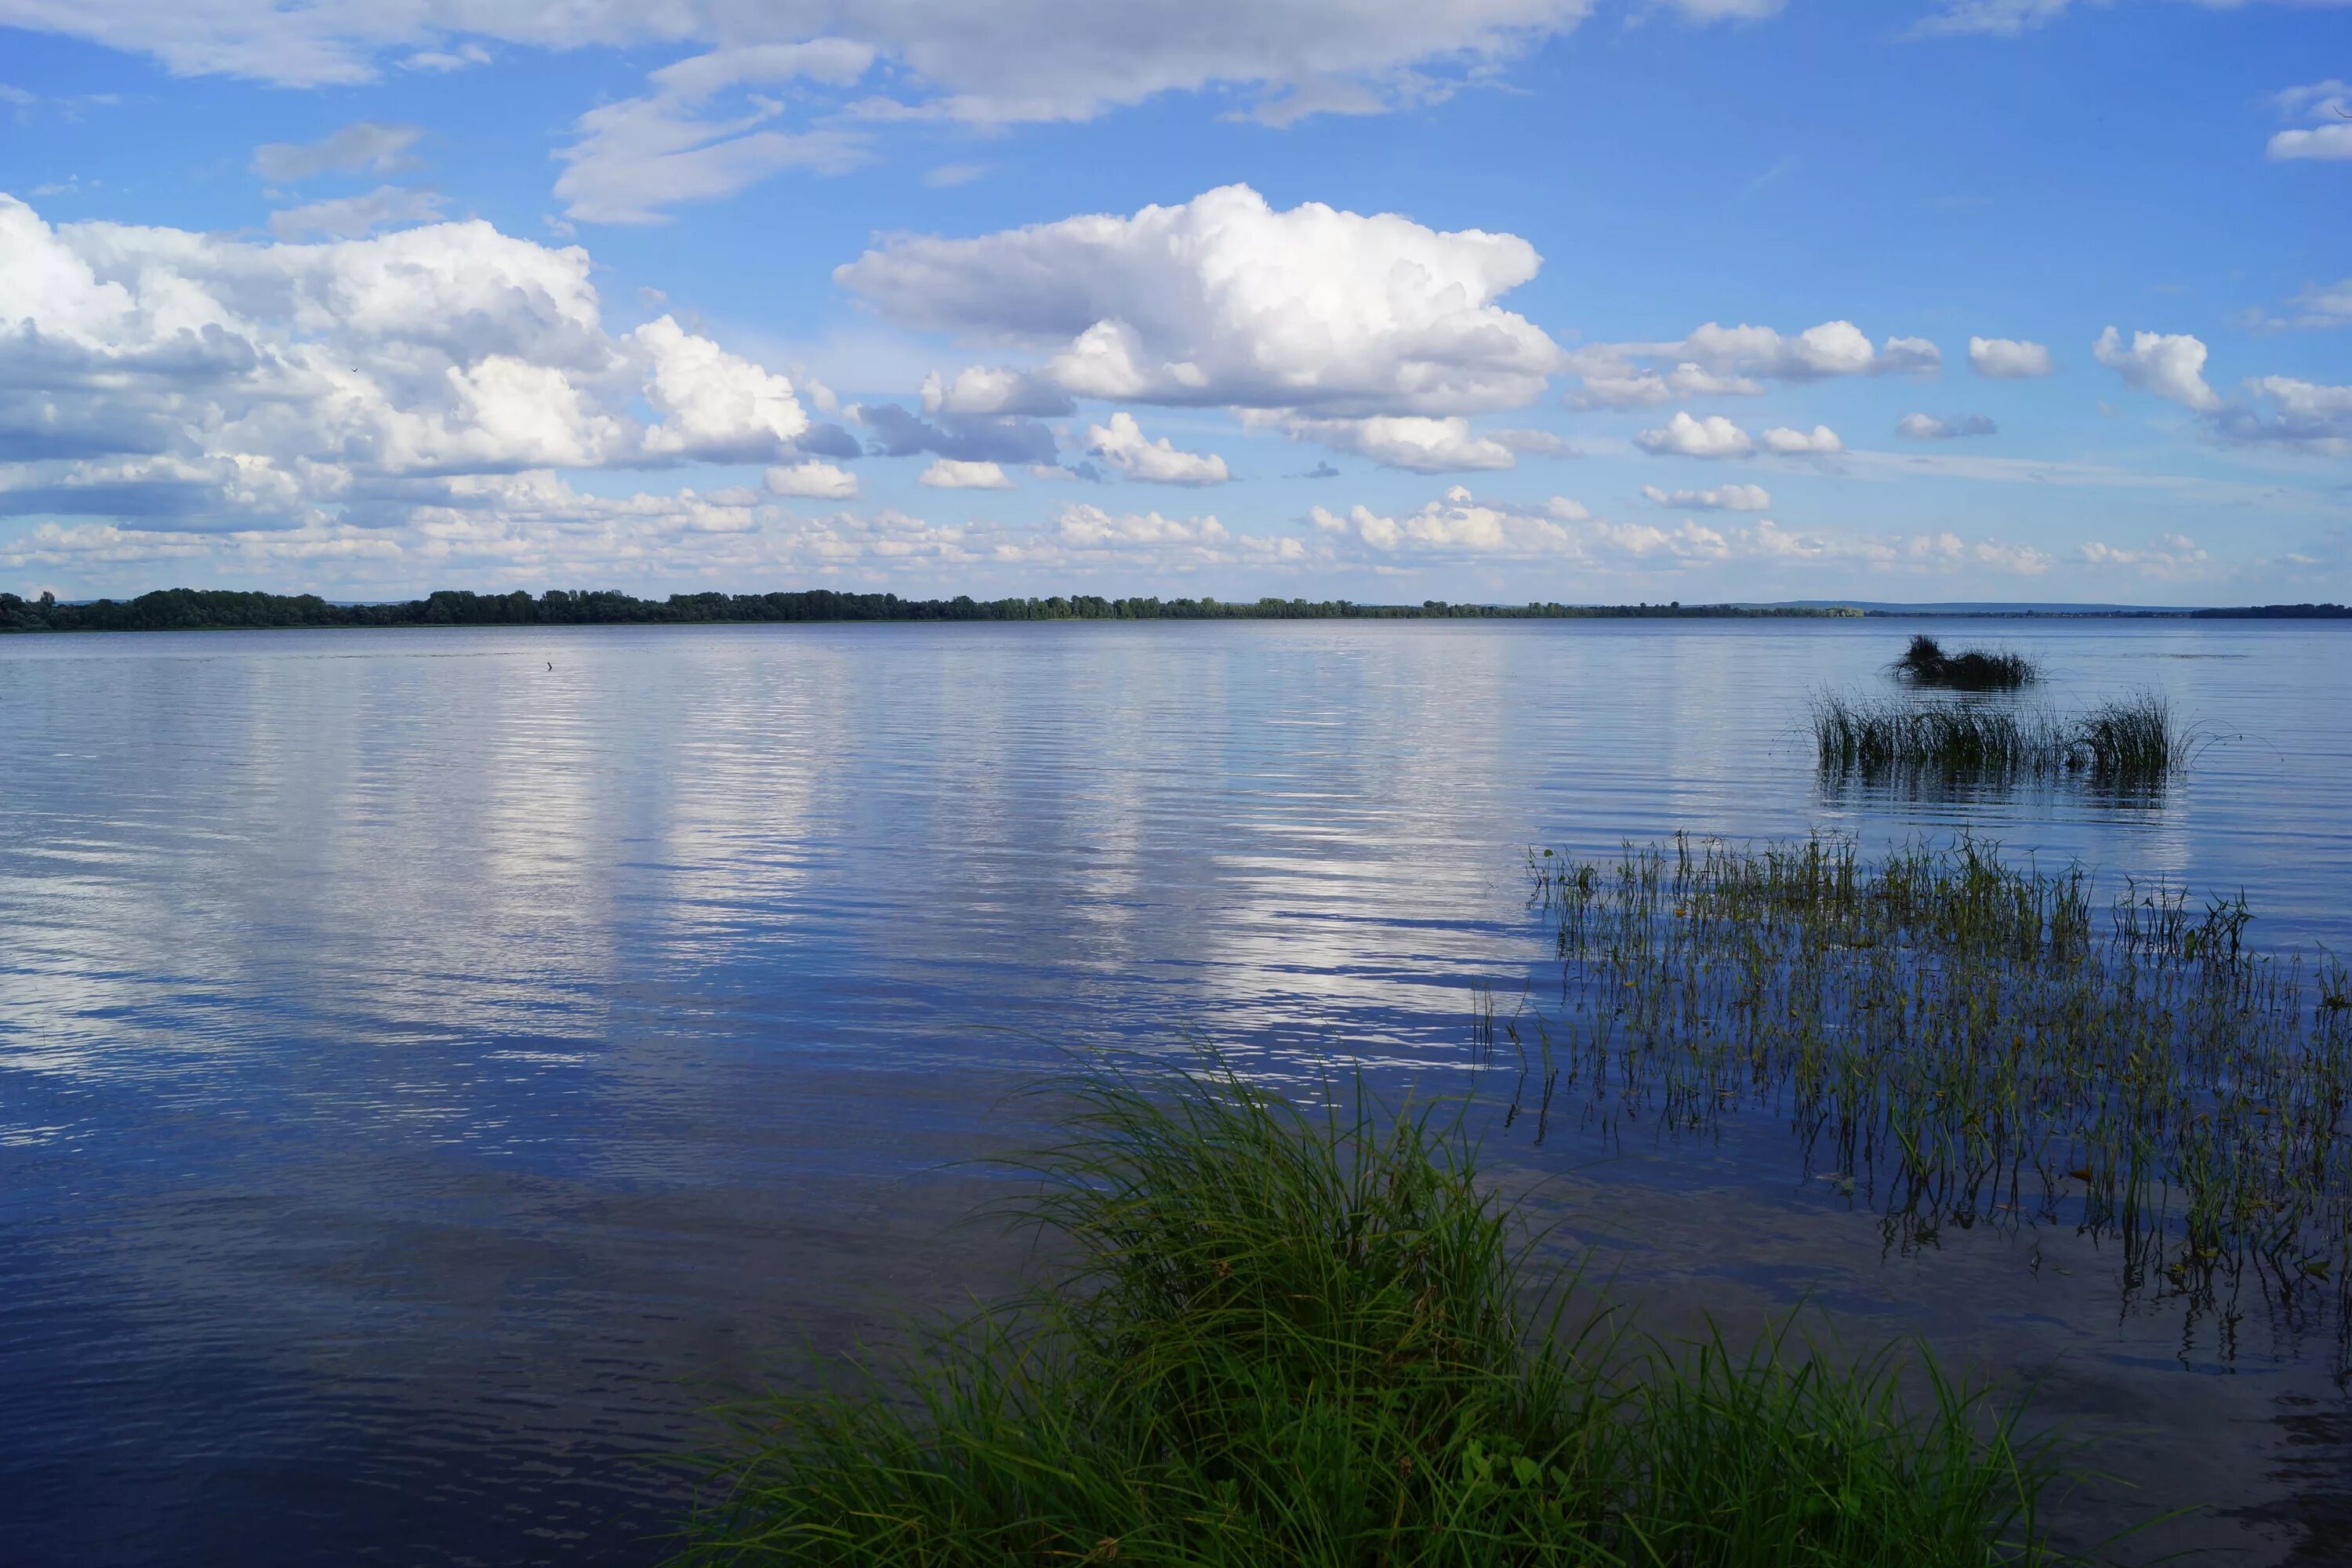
[0, 587, 1874, 633]
[2187, 603, 2351, 619]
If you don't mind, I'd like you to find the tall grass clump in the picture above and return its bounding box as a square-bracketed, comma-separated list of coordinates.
[1527, 836, 2352, 1356]
[1893, 635, 2038, 691]
[1811, 691, 2193, 785]
[676, 1058, 2060, 1566]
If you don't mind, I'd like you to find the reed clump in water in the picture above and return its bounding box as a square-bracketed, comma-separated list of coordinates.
[1893, 635, 2039, 691]
[1526, 837, 2352, 1346]
[1810, 692, 2191, 782]
[676, 1057, 2060, 1566]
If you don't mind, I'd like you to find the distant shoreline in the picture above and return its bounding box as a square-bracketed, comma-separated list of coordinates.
[2, 587, 2347, 634]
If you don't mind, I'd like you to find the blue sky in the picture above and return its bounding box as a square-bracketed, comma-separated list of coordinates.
[0, 0, 2346, 605]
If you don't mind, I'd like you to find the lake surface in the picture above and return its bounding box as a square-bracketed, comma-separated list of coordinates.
[3, 617, 2349, 1565]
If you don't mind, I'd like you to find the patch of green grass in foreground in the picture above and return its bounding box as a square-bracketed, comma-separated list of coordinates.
[673, 1059, 2067, 1566]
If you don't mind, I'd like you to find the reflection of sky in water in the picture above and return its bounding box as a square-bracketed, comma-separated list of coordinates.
[2, 619, 2348, 1564]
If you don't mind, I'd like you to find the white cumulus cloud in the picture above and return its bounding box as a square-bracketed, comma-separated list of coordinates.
[917, 458, 1015, 489]
[2268, 78, 2352, 161]
[836, 184, 1563, 418]
[1276, 415, 1518, 472]
[1760, 424, 1844, 455]
[1084, 412, 1232, 485]
[0, 191, 816, 534]
[764, 459, 858, 499]
[1635, 412, 1755, 458]
[1897, 412, 1998, 440]
[1968, 336, 2053, 378]
[1570, 320, 1937, 408]
[2092, 326, 2220, 410]
[1642, 481, 1770, 510]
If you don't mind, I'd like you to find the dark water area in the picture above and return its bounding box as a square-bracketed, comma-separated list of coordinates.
[3, 617, 2349, 1565]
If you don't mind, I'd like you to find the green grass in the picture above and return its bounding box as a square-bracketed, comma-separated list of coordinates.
[1810, 691, 2190, 783]
[1526, 836, 2352, 1344]
[1892, 636, 2039, 691]
[673, 1058, 2063, 1566]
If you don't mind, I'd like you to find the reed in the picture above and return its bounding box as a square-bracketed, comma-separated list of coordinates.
[1810, 692, 2191, 782]
[1526, 837, 2352, 1356]
[1893, 635, 2039, 691]
[675, 1056, 2061, 1566]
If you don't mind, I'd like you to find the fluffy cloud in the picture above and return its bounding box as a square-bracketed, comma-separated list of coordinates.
[554, 42, 877, 223]
[764, 459, 858, 499]
[252, 121, 421, 181]
[2076, 532, 2212, 579]
[1569, 320, 1936, 408]
[2213, 376, 2352, 456]
[2092, 327, 2220, 409]
[2268, 79, 2352, 162]
[0, 191, 815, 532]
[1085, 412, 1232, 485]
[1759, 424, 1845, 455]
[1276, 415, 1519, 473]
[837, 185, 1563, 417]
[1311, 484, 2048, 574]
[1642, 482, 1769, 510]
[1897, 413, 1998, 439]
[1967, 336, 2052, 378]
[920, 365, 1073, 418]
[1635, 412, 1755, 458]
[918, 458, 1016, 489]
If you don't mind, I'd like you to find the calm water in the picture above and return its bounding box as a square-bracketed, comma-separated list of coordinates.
[3, 618, 2349, 1565]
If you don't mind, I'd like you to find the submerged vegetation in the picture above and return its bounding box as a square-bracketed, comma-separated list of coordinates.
[1892, 635, 2038, 691]
[678, 1058, 2061, 1566]
[1810, 692, 2193, 785]
[1523, 837, 2352, 1357]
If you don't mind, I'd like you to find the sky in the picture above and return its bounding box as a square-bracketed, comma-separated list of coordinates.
[0, 0, 2347, 607]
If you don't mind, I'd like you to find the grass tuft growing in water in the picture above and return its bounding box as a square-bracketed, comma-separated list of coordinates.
[1527, 836, 2352, 1357]
[674, 1057, 2062, 1566]
[1810, 691, 2191, 785]
[1893, 635, 2039, 691]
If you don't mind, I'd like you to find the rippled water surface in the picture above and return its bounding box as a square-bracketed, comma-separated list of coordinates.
[4, 618, 2350, 1564]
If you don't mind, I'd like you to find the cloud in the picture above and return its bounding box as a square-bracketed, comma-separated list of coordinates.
[764, 459, 858, 499]
[1760, 424, 1844, 455]
[1635, 411, 1754, 458]
[1968, 336, 2053, 378]
[854, 401, 1060, 464]
[1918, 2, 2352, 40]
[1084, 412, 1231, 485]
[1310, 484, 2049, 575]
[918, 457, 1015, 488]
[252, 121, 423, 181]
[1568, 320, 1936, 408]
[2277, 278, 2352, 329]
[0, 191, 819, 532]
[1276, 414, 1517, 472]
[924, 162, 990, 187]
[2213, 376, 2352, 456]
[2268, 78, 2352, 161]
[554, 42, 877, 223]
[1658, 0, 1786, 16]
[920, 365, 1073, 417]
[2076, 532, 2212, 579]
[1490, 427, 1577, 456]
[836, 184, 1562, 417]
[2092, 326, 2219, 410]
[1641, 481, 1769, 510]
[267, 185, 444, 240]
[1897, 412, 1998, 439]
[0, 2, 1603, 125]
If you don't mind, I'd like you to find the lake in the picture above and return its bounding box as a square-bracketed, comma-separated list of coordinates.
[3, 617, 2348, 1565]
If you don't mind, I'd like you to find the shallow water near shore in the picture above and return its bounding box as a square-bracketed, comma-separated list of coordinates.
[3, 616, 2349, 1564]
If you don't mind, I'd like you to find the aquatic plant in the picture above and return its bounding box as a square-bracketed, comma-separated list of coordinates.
[675, 1056, 2060, 1566]
[1810, 692, 2192, 783]
[1893, 635, 2040, 691]
[1526, 837, 2352, 1355]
